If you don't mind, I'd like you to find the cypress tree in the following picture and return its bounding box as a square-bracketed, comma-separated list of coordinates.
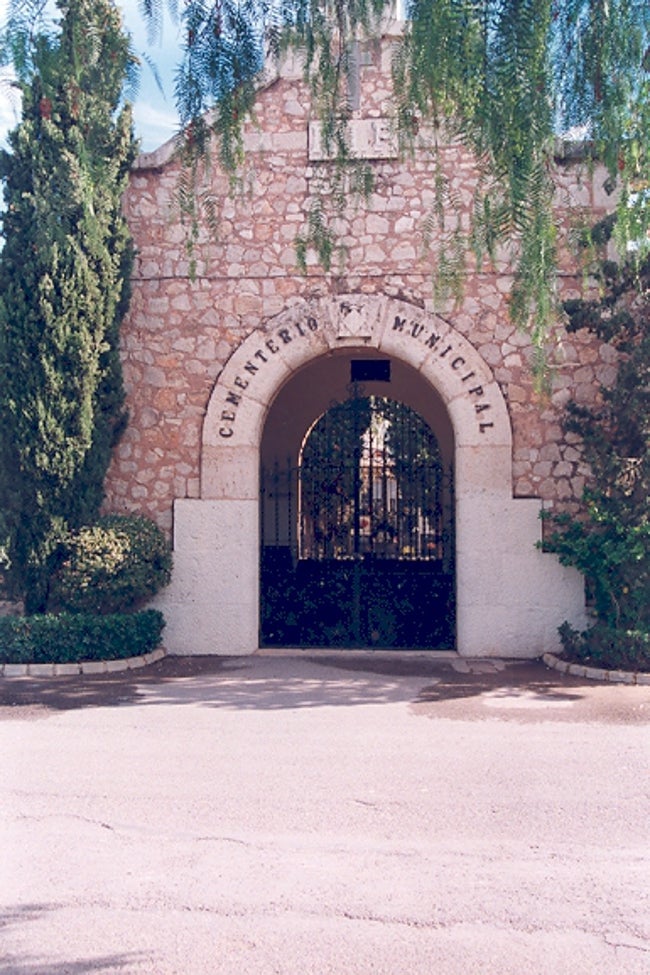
[0, 0, 137, 612]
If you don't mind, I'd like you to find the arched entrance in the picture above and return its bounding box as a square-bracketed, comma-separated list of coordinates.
[155, 294, 586, 657]
[259, 352, 455, 648]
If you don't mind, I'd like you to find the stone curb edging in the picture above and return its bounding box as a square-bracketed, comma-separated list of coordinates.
[0, 646, 167, 678]
[543, 652, 650, 685]
[2, 648, 647, 683]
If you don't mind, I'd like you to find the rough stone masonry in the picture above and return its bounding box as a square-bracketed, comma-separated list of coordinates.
[101, 21, 613, 657]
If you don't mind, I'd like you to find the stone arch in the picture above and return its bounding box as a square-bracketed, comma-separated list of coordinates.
[157, 294, 585, 658]
[200, 294, 512, 501]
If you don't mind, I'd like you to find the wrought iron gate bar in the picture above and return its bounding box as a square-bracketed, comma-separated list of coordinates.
[260, 393, 455, 649]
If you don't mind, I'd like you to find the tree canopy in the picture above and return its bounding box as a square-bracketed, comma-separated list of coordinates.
[169, 0, 649, 342]
[0, 0, 137, 611]
[3, 1, 648, 345]
[549, 247, 649, 628]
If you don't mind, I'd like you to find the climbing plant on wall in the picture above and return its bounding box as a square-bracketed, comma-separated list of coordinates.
[544, 243, 649, 669]
[0, 0, 137, 612]
[3, 2, 648, 349]
[170, 0, 646, 347]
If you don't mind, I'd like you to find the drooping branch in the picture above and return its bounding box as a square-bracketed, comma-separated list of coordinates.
[3, 0, 648, 354]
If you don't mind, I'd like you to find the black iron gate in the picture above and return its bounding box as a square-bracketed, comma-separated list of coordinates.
[260, 391, 455, 648]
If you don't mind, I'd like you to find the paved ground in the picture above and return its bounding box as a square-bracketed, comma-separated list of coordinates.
[2, 652, 649, 975]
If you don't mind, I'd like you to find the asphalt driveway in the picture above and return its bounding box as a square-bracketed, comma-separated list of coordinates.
[2, 652, 649, 975]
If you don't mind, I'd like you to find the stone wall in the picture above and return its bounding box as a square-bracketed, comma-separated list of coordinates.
[104, 37, 614, 534]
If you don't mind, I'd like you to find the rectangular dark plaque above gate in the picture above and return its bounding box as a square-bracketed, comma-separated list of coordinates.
[350, 359, 391, 383]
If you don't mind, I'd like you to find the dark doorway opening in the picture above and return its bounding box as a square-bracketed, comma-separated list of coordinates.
[260, 386, 455, 649]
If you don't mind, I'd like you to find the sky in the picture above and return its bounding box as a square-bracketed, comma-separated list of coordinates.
[119, 0, 182, 150]
[0, 0, 183, 152]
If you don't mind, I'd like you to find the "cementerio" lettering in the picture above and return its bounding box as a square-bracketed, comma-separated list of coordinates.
[218, 316, 319, 438]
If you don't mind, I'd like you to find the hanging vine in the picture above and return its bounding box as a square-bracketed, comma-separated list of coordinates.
[3, 0, 648, 353]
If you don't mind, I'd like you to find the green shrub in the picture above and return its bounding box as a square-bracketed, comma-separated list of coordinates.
[48, 515, 172, 614]
[558, 621, 650, 672]
[0, 609, 165, 664]
[545, 250, 649, 663]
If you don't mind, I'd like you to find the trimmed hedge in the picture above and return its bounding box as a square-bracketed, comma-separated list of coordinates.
[48, 515, 172, 615]
[558, 621, 650, 672]
[0, 609, 165, 664]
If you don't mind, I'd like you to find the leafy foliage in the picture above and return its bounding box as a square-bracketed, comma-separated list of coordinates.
[0, 608, 165, 663]
[396, 1, 649, 343]
[48, 515, 173, 615]
[0, 0, 137, 612]
[137, 1, 647, 344]
[557, 620, 649, 672]
[545, 246, 649, 665]
[4, 2, 648, 342]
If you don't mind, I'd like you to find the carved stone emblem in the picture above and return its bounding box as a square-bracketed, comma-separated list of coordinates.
[335, 299, 372, 341]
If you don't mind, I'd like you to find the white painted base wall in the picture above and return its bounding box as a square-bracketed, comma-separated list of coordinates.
[154, 496, 586, 659]
[153, 499, 259, 656]
[152, 297, 587, 659]
[456, 495, 586, 657]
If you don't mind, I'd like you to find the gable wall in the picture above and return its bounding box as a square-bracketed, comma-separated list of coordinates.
[104, 45, 615, 534]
